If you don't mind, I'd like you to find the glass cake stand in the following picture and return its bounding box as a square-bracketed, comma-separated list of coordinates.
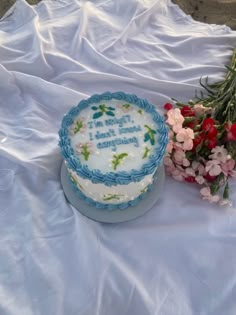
[60, 162, 165, 223]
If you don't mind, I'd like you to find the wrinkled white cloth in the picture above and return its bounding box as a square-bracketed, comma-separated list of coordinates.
[0, 0, 236, 314]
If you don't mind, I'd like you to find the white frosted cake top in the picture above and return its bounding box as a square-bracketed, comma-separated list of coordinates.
[59, 92, 168, 186]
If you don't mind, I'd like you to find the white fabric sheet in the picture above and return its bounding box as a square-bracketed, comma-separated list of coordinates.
[1, 0, 236, 314]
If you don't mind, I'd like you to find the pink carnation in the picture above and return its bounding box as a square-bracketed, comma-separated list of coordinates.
[195, 175, 205, 185]
[171, 166, 185, 182]
[209, 146, 228, 163]
[176, 128, 194, 151]
[173, 149, 185, 164]
[219, 199, 232, 207]
[166, 108, 184, 133]
[205, 160, 222, 177]
[193, 104, 206, 116]
[163, 156, 174, 168]
[200, 187, 220, 203]
[166, 140, 174, 154]
[221, 159, 235, 176]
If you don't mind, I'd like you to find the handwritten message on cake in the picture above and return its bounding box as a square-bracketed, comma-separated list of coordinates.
[87, 114, 142, 151]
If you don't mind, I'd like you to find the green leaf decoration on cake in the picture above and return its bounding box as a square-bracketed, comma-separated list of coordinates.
[143, 125, 157, 146]
[137, 109, 143, 115]
[123, 103, 131, 109]
[81, 146, 90, 161]
[103, 194, 123, 201]
[112, 153, 128, 170]
[118, 103, 133, 112]
[92, 104, 115, 119]
[76, 142, 93, 161]
[73, 120, 84, 134]
[93, 112, 103, 119]
[142, 147, 151, 159]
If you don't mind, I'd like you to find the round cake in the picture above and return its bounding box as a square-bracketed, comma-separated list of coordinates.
[59, 92, 168, 210]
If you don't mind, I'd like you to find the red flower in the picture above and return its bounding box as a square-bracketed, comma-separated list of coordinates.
[230, 123, 236, 138]
[206, 126, 218, 139]
[226, 123, 236, 141]
[192, 133, 204, 150]
[181, 106, 195, 117]
[164, 103, 173, 111]
[204, 173, 217, 182]
[207, 137, 217, 149]
[202, 118, 215, 131]
[185, 176, 195, 183]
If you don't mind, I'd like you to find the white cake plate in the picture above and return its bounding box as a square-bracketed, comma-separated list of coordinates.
[60, 162, 165, 223]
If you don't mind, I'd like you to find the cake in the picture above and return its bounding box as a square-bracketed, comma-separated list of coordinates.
[59, 92, 168, 210]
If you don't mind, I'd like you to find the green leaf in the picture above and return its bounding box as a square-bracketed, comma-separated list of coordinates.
[99, 104, 106, 111]
[150, 138, 155, 145]
[144, 133, 150, 142]
[223, 182, 229, 199]
[112, 153, 128, 170]
[118, 153, 128, 159]
[108, 107, 115, 111]
[210, 183, 220, 194]
[91, 106, 98, 110]
[106, 111, 115, 117]
[93, 112, 103, 119]
[142, 147, 150, 159]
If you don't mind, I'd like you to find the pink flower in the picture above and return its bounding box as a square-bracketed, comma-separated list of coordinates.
[192, 161, 200, 170]
[173, 142, 183, 150]
[205, 160, 222, 177]
[185, 167, 195, 177]
[209, 146, 228, 163]
[163, 156, 174, 168]
[200, 187, 220, 203]
[167, 164, 185, 181]
[195, 175, 205, 185]
[221, 159, 235, 176]
[169, 130, 174, 139]
[172, 168, 185, 182]
[182, 158, 190, 167]
[165, 166, 175, 175]
[166, 109, 184, 133]
[219, 199, 232, 207]
[117, 103, 133, 112]
[193, 104, 206, 116]
[166, 140, 174, 154]
[173, 149, 185, 164]
[176, 128, 194, 151]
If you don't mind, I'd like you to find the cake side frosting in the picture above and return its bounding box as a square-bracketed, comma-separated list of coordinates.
[66, 166, 156, 209]
[59, 92, 168, 188]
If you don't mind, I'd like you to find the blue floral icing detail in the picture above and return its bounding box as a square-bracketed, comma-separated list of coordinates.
[58, 91, 168, 186]
[66, 168, 154, 210]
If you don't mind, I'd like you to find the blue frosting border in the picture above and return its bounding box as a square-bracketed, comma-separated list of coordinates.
[58, 91, 168, 186]
[66, 167, 154, 210]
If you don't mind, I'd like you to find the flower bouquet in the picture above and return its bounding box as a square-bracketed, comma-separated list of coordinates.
[164, 49, 236, 206]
